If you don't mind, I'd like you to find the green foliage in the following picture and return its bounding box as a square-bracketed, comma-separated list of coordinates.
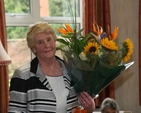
[49, 0, 63, 16]
[4, 0, 30, 13]
[49, 0, 79, 17]
[6, 27, 28, 39]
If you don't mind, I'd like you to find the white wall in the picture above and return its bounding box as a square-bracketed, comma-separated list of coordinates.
[110, 0, 141, 113]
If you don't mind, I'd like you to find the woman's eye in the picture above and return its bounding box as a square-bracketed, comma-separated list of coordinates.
[38, 41, 43, 45]
[47, 38, 51, 42]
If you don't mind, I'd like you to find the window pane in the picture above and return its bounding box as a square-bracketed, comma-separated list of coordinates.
[6, 26, 31, 79]
[40, 0, 80, 17]
[4, 0, 30, 14]
[6, 26, 28, 39]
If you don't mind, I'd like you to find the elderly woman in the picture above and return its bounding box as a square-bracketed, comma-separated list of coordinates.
[101, 98, 119, 113]
[8, 22, 95, 113]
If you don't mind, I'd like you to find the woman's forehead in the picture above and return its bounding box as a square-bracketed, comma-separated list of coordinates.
[35, 33, 53, 40]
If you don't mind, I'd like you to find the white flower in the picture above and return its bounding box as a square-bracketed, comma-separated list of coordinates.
[98, 50, 103, 57]
[79, 52, 88, 61]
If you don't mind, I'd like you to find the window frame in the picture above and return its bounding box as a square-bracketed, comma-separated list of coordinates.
[5, 0, 83, 28]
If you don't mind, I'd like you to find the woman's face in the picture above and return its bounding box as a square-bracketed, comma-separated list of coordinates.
[103, 108, 118, 113]
[32, 33, 56, 60]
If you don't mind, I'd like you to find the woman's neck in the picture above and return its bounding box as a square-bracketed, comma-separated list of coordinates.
[38, 57, 56, 68]
[38, 57, 63, 76]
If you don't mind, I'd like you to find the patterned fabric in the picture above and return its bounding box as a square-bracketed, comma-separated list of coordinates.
[8, 56, 78, 113]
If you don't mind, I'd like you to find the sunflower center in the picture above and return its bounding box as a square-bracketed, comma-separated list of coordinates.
[89, 47, 96, 53]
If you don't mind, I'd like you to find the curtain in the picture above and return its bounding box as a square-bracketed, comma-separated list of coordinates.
[139, 0, 141, 105]
[82, 0, 115, 107]
[0, 0, 9, 113]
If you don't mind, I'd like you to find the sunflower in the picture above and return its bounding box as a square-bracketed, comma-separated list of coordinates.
[84, 42, 99, 55]
[58, 24, 74, 34]
[100, 38, 118, 50]
[122, 38, 133, 62]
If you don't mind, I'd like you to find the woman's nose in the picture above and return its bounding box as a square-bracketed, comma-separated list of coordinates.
[44, 40, 49, 47]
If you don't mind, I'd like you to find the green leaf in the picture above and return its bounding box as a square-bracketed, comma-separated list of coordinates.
[82, 33, 91, 42]
[76, 28, 84, 37]
[57, 38, 69, 45]
[56, 45, 66, 50]
[67, 32, 74, 35]
[61, 34, 73, 38]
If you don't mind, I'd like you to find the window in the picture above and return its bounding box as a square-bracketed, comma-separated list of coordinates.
[4, 0, 82, 80]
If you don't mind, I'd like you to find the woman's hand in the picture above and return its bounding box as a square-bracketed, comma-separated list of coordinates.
[78, 92, 95, 113]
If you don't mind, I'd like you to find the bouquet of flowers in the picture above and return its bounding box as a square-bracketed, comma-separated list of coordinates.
[57, 21, 134, 99]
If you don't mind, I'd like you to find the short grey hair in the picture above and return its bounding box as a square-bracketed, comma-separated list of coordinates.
[101, 98, 120, 113]
[26, 22, 57, 49]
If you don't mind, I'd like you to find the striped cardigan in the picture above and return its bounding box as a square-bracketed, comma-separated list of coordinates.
[8, 56, 78, 113]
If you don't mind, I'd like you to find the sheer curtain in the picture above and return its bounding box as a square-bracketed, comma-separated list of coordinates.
[0, 0, 9, 113]
[82, 0, 115, 107]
